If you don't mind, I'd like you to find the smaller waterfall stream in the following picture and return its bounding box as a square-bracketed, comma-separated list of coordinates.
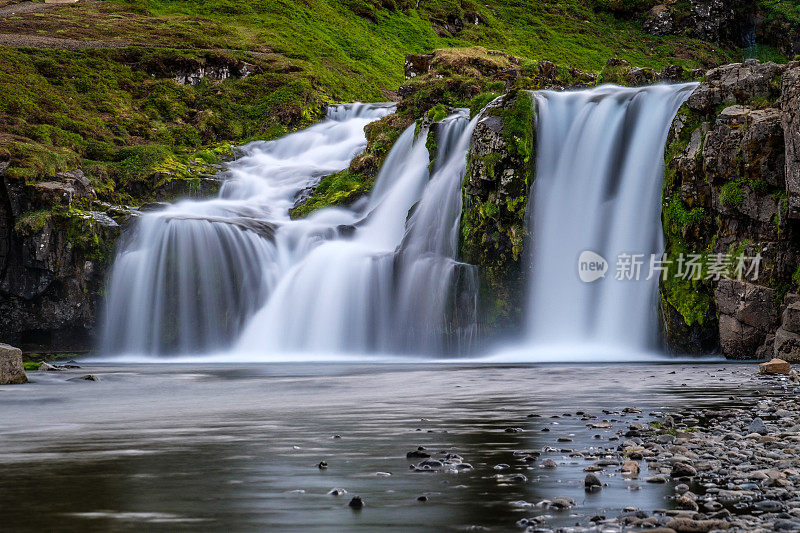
[236, 111, 479, 355]
[521, 83, 697, 357]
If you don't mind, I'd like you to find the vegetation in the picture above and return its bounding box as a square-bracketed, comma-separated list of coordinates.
[0, 0, 744, 202]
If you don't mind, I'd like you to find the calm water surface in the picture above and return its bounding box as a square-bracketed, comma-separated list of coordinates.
[0, 363, 766, 532]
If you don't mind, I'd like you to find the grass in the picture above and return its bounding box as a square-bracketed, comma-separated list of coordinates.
[0, 0, 756, 210]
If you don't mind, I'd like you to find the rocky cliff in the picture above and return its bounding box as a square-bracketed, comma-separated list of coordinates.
[642, 1, 800, 58]
[660, 60, 800, 360]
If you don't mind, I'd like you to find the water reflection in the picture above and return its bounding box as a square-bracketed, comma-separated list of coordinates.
[0, 363, 765, 531]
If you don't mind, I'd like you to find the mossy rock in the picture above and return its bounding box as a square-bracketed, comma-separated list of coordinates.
[460, 90, 536, 336]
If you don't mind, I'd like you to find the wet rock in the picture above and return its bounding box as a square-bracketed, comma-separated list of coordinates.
[328, 487, 346, 496]
[0, 343, 27, 385]
[549, 497, 574, 510]
[317, 461, 328, 469]
[406, 448, 430, 459]
[754, 499, 784, 512]
[671, 463, 697, 478]
[416, 495, 427, 502]
[348, 496, 364, 509]
[67, 374, 99, 382]
[758, 358, 791, 374]
[622, 460, 640, 477]
[585, 473, 602, 489]
[540, 458, 557, 469]
[676, 495, 699, 511]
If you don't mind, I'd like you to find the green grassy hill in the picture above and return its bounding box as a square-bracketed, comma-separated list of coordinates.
[0, 0, 756, 205]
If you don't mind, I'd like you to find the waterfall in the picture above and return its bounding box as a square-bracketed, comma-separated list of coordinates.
[101, 103, 395, 354]
[102, 103, 478, 357]
[523, 84, 697, 356]
[103, 83, 696, 361]
[235, 111, 479, 355]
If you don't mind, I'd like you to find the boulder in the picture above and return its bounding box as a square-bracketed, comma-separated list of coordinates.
[759, 358, 791, 374]
[781, 301, 800, 334]
[0, 343, 27, 384]
[584, 472, 601, 488]
[715, 280, 779, 359]
[688, 61, 785, 114]
[748, 417, 768, 435]
[774, 327, 800, 362]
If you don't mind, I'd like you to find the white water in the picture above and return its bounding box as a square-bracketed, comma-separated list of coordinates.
[103, 84, 696, 362]
[523, 84, 697, 354]
[102, 104, 478, 357]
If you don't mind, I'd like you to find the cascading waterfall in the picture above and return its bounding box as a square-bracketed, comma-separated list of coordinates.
[523, 83, 697, 355]
[103, 83, 697, 361]
[102, 103, 395, 354]
[102, 103, 478, 357]
[236, 110, 479, 355]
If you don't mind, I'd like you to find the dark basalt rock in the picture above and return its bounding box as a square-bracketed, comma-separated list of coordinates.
[460, 91, 535, 339]
[0, 165, 128, 351]
[661, 60, 800, 359]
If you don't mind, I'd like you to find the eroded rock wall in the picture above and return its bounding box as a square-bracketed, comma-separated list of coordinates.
[662, 60, 800, 358]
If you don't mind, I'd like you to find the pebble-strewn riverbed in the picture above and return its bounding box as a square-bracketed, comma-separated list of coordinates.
[0, 363, 795, 532]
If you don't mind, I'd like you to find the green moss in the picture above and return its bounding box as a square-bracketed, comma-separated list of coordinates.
[720, 180, 745, 208]
[426, 104, 449, 123]
[62, 209, 119, 266]
[661, 262, 711, 327]
[503, 92, 535, 161]
[468, 92, 501, 118]
[483, 91, 535, 182]
[598, 63, 632, 85]
[290, 169, 373, 218]
[292, 113, 413, 218]
[23, 362, 41, 371]
[662, 195, 706, 238]
[14, 210, 53, 237]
